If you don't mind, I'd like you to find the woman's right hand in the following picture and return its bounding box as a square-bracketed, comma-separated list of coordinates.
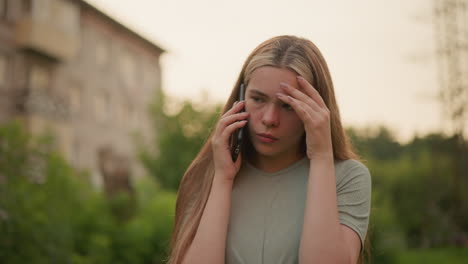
[211, 101, 249, 182]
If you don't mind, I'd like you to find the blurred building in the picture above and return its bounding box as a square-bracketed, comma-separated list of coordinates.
[0, 0, 164, 187]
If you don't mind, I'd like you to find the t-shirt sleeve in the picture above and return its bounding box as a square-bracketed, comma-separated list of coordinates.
[335, 160, 372, 250]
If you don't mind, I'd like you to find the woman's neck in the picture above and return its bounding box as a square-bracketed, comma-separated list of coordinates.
[249, 151, 305, 173]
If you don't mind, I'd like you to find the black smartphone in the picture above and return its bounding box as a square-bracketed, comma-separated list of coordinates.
[230, 83, 245, 162]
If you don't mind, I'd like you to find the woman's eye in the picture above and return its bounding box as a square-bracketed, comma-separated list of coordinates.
[251, 96, 263, 103]
[282, 103, 293, 111]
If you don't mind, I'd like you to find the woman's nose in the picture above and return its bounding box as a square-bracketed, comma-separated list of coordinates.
[261, 104, 280, 127]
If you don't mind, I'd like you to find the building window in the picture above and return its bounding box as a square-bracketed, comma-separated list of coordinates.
[121, 102, 129, 126]
[93, 94, 104, 122]
[69, 86, 82, 114]
[143, 65, 153, 90]
[131, 108, 139, 129]
[22, 0, 31, 15]
[96, 38, 109, 67]
[93, 92, 111, 122]
[0, 54, 7, 87]
[0, 0, 7, 19]
[72, 138, 81, 166]
[104, 94, 111, 121]
[78, 28, 89, 62]
[29, 65, 50, 90]
[56, 0, 79, 35]
[31, 0, 50, 22]
[59, 132, 72, 162]
[110, 95, 120, 124]
[124, 103, 132, 125]
[120, 50, 136, 86]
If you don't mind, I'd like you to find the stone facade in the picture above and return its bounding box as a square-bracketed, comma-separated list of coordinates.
[0, 0, 164, 187]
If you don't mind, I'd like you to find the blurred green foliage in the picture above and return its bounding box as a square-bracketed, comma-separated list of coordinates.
[348, 126, 468, 262]
[0, 121, 175, 264]
[396, 247, 468, 264]
[140, 95, 222, 191]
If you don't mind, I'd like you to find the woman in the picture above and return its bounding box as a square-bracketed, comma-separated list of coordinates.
[168, 35, 372, 264]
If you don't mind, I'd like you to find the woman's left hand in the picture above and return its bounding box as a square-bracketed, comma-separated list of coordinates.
[277, 76, 333, 160]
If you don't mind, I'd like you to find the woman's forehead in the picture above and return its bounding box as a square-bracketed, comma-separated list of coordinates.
[247, 66, 301, 94]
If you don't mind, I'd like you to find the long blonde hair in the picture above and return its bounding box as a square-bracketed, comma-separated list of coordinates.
[167, 35, 369, 264]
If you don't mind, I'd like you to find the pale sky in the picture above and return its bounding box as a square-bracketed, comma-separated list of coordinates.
[87, 0, 444, 143]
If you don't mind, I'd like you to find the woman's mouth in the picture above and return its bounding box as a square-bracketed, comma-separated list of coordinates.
[256, 133, 278, 143]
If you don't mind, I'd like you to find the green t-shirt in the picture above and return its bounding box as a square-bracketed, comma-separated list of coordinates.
[226, 158, 371, 264]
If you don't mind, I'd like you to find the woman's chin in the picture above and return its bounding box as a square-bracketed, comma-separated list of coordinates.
[251, 145, 280, 159]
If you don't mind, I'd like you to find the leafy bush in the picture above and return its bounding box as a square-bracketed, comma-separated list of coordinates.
[140, 96, 222, 191]
[0, 122, 176, 263]
[396, 247, 468, 264]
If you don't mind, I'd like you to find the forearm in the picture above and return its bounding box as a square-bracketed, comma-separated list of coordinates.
[299, 156, 348, 264]
[182, 175, 233, 264]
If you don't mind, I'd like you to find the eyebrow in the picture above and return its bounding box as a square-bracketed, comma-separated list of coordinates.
[248, 88, 269, 98]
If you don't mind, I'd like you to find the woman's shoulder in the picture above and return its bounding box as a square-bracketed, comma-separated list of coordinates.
[334, 159, 371, 188]
[335, 159, 368, 172]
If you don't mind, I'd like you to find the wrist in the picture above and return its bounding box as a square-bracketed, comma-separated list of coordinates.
[213, 173, 235, 188]
[309, 151, 334, 162]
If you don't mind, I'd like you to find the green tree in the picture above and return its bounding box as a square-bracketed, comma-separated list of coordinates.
[347, 126, 403, 161]
[140, 94, 222, 191]
[0, 121, 176, 263]
[348, 126, 467, 262]
[0, 121, 112, 264]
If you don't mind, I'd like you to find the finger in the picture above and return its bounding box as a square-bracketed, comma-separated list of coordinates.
[216, 101, 247, 135]
[296, 76, 327, 109]
[218, 112, 249, 131]
[234, 151, 243, 167]
[279, 82, 321, 112]
[222, 100, 246, 118]
[277, 93, 316, 123]
[221, 120, 248, 143]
